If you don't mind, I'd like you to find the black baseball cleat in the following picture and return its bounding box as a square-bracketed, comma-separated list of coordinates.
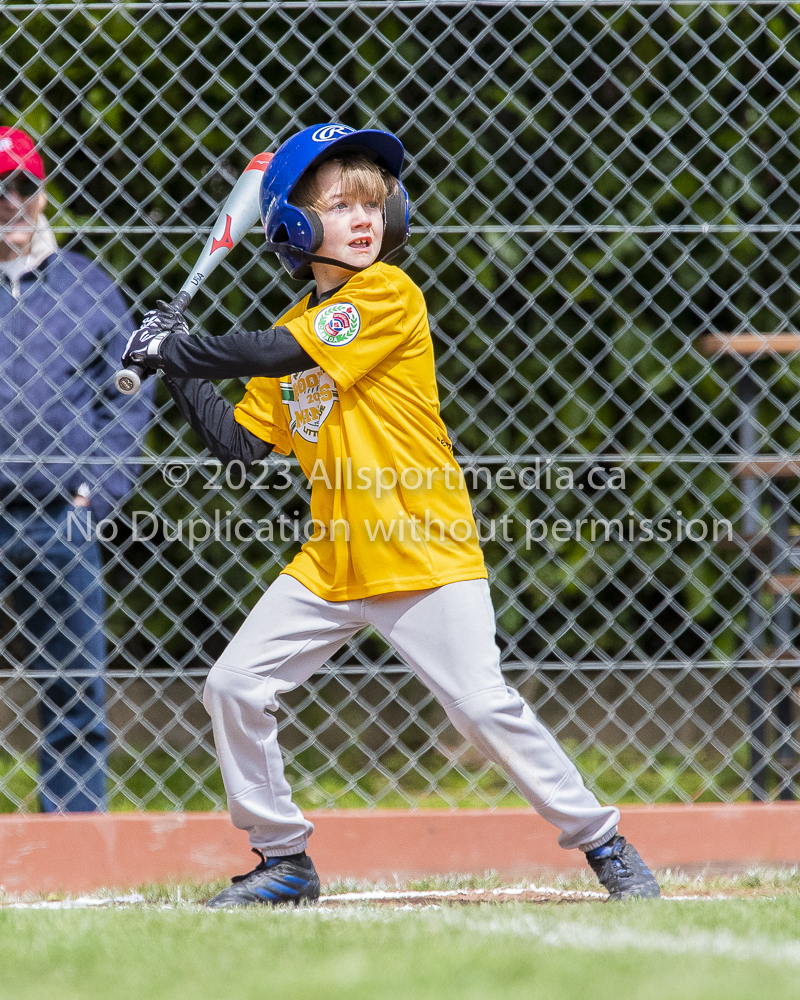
[585, 835, 661, 901]
[205, 849, 321, 909]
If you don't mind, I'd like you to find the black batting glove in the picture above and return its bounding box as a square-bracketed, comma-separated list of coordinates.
[122, 311, 169, 370]
[153, 299, 190, 337]
[121, 299, 190, 370]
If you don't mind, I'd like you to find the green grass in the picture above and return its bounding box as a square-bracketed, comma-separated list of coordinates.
[0, 742, 758, 813]
[4, 875, 800, 1000]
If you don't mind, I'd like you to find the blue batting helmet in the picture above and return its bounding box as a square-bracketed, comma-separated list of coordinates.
[260, 123, 409, 280]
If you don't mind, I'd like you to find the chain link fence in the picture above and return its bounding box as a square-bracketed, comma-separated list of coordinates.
[4, 0, 800, 811]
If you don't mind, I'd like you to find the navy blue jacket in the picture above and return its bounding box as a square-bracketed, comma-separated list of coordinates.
[0, 250, 152, 521]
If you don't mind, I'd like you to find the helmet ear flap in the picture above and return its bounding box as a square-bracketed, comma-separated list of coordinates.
[306, 208, 325, 253]
[379, 186, 409, 262]
[278, 207, 324, 279]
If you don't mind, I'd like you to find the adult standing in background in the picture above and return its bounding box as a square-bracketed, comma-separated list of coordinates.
[0, 126, 152, 811]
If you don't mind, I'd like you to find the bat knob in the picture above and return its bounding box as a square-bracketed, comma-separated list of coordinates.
[115, 364, 146, 395]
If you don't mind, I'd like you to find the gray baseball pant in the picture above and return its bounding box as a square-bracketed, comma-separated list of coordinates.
[203, 574, 619, 856]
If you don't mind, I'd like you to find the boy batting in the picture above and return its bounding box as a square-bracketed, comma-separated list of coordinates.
[122, 123, 660, 906]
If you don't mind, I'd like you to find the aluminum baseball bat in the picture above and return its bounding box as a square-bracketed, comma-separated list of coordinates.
[115, 151, 274, 396]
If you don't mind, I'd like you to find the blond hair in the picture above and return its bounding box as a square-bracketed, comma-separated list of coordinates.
[292, 153, 399, 212]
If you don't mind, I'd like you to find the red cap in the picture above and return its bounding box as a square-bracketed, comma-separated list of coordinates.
[0, 127, 45, 180]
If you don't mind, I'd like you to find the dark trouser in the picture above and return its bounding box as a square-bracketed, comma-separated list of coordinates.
[0, 501, 107, 811]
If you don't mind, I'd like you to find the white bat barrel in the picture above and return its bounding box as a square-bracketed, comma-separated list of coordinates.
[113, 151, 273, 396]
[176, 153, 272, 301]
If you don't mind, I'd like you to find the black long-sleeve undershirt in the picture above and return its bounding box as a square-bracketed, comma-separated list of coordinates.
[162, 375, 273, 468]
[159, 325, 315, 467]
[160, 325, 316, 381]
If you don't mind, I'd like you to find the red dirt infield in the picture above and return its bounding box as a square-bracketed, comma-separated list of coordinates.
[2, 804, 800, 894]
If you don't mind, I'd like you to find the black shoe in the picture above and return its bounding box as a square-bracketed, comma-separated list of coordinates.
[586, 835, 661, 901]
[205, 849, 321, 909]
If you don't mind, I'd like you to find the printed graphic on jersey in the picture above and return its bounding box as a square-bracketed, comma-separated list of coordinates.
[284, 366, 338, 443]
[314, 302, 361, 347]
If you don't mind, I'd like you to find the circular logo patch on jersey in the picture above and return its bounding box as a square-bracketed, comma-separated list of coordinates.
[312, 125, 356, 143]
[314, 302, 361, 347]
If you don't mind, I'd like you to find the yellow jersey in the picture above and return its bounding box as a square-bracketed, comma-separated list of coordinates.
[234, 261, 487, 601]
